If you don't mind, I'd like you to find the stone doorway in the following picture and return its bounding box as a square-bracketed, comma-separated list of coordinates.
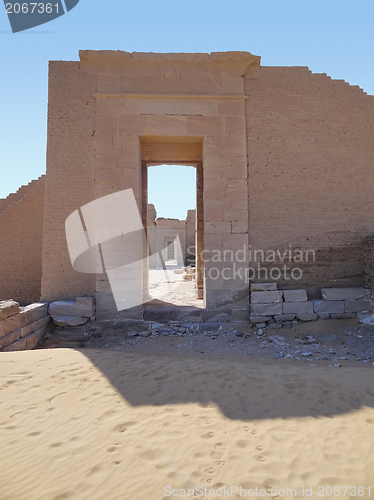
[140, 137, 205, 306]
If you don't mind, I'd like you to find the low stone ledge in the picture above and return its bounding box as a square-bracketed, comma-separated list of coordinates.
[3, 303, 48, 336]
[0, 303, 51, 352]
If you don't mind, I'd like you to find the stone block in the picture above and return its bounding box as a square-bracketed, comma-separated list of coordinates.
[25, 327, 46, 350]
[330, 313, 356, 319]
[314, 300, 344, 314]
[296, 313, 318, 321]
[0, 329, 22, 349]
[21, 316, 51, 338]
[273, 314, 296, 322]
[344, 299, 371, 313]
[321, 287, 370, 301]
[49, 298, 94, 318]
[251, 291, 282, 304]
[282, 290, 307, 302]
[250, 303, 282, 316]
[2, 336, 27, 352]
[52, 316, 89, 327]
[0, 300, 20, 320]
[3, 303, 49, 336]
[250, 283, 277, 292]
[318, 313, 330, 320]
[76, 297, 95, 317]
[249, 315, 271, 324]
[283, 301, 314, 315]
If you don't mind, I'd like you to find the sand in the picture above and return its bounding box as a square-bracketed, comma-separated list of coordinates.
[0, 348, 374, 500]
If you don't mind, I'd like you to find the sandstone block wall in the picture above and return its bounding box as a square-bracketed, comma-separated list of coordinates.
[245, 67, 374, 293]
[0, 176, 45, 304]
[41, 61, 97, 302]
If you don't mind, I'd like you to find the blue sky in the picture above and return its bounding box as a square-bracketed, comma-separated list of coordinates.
[1, 0, 373, 218]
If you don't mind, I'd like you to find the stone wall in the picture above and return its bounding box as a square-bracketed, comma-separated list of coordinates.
[41, 61, 97, 302]
[245, 67, 374, 292]
[0, 176, 45, 304]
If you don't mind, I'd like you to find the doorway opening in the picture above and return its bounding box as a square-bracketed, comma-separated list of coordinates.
[146, 164, 199, 306]
[140, 136, 205, 307]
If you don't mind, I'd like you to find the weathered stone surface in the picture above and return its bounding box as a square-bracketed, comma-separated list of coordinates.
[250, 283, 277, 292]
[21, 315, 50, 338]
[0, 300, 20, 320]
[49, 298, 94, 318]
[282, 290, 307, 302]
[2, 336, 27, 352]
[249, 315, 271, 323]
[53, 316, 89, 327]
[321, 287, 370, 301]
[314, 300, 344, 314]
[273, 314, 296, 322]
[283, 301, 314, 315]
[251, 291, 282, 304]
[344, 299, 371, 313]
[76, 297, 95, 317]
[318, 313, 330, 320]
[250, 303, 282, 316]
[25, 327, 46, 350]
[296, 313, 318, 321]
[231, 309, 249, 322]
[330, 312, 356, 319]
[0, 328, 22, 348]
[3, 303, 48, 335]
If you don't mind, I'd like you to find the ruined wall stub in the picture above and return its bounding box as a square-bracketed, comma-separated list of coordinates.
[42, 51, 260, 316]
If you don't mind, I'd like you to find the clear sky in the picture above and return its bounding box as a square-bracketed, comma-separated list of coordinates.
[1, 0, 373, 216]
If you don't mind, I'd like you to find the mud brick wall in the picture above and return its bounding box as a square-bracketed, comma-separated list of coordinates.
[245, 67, 374, 290]
[0, 177, 45, 304]
[364, 234, 374, 290]
[41, 61, 97, 301]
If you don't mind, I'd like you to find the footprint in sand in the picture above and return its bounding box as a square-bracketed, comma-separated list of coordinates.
[26, 431, 42, 437]
[113, 421, 137, 433]
[236, 439, 249, 448]
[85, 464, 110, 485]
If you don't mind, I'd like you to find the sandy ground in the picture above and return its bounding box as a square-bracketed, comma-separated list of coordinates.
[1, 348, 374, 500]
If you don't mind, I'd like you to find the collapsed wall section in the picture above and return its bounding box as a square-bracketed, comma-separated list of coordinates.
[0, 176, 45, 304]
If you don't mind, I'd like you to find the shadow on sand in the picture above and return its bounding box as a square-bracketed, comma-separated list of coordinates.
[80, 348, 374, 421]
